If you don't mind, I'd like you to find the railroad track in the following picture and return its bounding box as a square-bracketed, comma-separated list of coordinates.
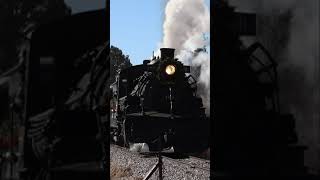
[111, 144, 210, 172]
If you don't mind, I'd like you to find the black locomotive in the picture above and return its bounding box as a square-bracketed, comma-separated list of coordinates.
[110, 48, 209, 153]
[21, 9, 108, 180]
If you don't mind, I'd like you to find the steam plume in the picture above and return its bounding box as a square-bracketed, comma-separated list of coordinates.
[160, 0, 210, 115]
[229, 0, 319, 172]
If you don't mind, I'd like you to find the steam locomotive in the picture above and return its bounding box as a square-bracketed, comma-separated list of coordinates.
[20, 10, 108, 179]
[110, 48, 209, 153]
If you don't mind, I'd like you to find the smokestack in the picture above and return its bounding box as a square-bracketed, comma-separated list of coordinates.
[160, 48, 175, 59]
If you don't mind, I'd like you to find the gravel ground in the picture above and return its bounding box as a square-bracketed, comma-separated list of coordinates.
[110, 145, 210, 180]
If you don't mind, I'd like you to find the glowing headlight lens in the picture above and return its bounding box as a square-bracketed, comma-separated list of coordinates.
[165, 65, 176, 75]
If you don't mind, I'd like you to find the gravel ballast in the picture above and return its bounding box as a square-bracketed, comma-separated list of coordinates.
[110, 145, 210, 180]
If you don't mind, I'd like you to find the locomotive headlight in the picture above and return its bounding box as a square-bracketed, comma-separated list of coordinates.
[165, 65, 176, 75]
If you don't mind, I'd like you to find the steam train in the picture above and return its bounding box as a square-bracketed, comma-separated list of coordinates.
[20, 9, 108, 179]
[110, 48, 210, 152]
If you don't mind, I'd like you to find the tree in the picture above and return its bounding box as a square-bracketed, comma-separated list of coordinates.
[109, 45, 132, 84]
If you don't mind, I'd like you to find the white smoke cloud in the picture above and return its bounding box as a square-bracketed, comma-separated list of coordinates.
[229, 0, 320, 173]
[160, 0, 210, 115]
[162, 0, 209, 53]
[229, 1, 319, 81]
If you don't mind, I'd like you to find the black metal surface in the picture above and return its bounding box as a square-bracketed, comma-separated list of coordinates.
[160, 48, 175, 60]
[22, 9, 108, 180]
[110, 46, 209, 153]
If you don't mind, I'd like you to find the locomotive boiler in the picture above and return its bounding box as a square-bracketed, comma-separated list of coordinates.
[110, 48, 209, 153]
[20, 9, 108, 180]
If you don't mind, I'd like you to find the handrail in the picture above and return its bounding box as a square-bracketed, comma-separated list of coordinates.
[246, 42, 280, 113]
[0, 58, 25, 79]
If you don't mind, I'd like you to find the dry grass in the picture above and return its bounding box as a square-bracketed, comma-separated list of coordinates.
[110, 164, 143, 180]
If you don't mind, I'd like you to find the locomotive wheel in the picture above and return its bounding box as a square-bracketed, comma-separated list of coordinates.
[173, 141, 208, 153]
[173, 122, 209, 153]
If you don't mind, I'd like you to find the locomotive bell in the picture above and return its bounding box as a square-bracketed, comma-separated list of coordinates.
[160, 48, 175, 60]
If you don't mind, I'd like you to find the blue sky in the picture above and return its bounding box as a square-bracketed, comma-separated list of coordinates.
[111, 0, 165, 65]
[111, 0, 210, 65]
[64, 0, 210, 65]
